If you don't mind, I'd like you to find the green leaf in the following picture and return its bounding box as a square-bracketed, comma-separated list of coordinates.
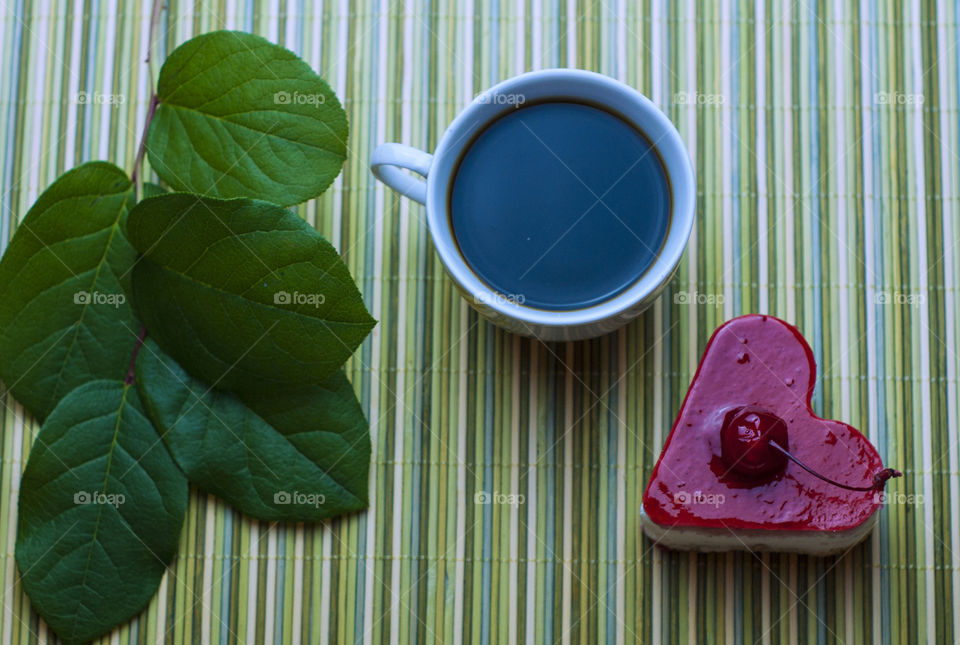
[126, 193, 375, 393]
[135, 339, 369, 520]
[142, 181, 168, 198]
[0, 162, 139, 420]
[15, 380, 188, 645]
[146, 30, 348, 206]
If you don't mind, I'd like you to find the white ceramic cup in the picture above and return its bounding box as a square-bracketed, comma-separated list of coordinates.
[370, 69, 695, 341]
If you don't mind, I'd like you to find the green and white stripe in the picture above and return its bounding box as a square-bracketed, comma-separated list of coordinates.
[1, 0, 959, 642]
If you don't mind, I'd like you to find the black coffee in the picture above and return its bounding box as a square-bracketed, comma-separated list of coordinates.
[450, 101, 671, 310]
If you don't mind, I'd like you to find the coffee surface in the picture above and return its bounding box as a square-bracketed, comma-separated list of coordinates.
[450, 101, 671, 310]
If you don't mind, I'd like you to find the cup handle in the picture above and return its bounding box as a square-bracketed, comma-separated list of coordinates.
[370, 143, 433, 204]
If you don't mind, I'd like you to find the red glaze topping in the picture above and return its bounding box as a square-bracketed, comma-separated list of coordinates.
[643, 314, 888, 532]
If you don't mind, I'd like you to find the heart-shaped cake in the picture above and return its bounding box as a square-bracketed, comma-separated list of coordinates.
[640, 314, 899, 554]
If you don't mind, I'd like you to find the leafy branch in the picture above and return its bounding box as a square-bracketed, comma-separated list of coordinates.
[0, 26, 372, 645]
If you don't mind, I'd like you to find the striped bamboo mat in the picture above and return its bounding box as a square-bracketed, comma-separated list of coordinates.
[1, 1, 958, 643]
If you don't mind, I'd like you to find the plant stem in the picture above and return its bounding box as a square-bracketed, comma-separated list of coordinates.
[130, 93, 159, 192]
[125, 0, 164, 385]
[145, 0, 165, 67]
[130, 0, 165, 195]
[125, 326, 148, 386]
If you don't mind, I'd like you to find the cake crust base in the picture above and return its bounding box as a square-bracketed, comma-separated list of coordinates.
[639, 505, 878, 556]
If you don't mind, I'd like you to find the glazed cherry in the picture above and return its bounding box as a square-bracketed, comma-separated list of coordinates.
[720, 406, 789, 477]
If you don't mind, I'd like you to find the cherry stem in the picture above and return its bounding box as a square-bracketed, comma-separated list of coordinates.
[769, 440, 902, 491]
